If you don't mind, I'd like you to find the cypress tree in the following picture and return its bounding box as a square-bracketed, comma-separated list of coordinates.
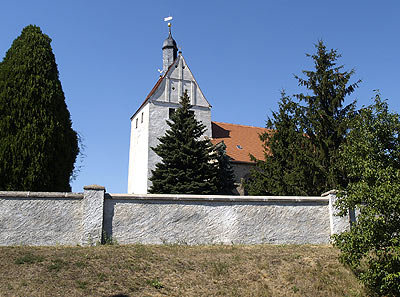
[149, 90, 218, 194]
[0, 25, 79, 191]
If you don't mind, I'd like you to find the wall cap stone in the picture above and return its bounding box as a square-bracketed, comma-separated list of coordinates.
[106, 193, 329, 203]
[83, 185, 106, 191]
[0, 191, 83, 199]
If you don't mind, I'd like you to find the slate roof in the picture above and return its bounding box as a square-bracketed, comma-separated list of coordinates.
[211, 121, 270, 164]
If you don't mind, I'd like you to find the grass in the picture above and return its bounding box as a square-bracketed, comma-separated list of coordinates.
[0, 244, 366, 296]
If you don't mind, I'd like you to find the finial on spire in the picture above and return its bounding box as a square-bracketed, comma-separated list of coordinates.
[164, 16, 173, 33]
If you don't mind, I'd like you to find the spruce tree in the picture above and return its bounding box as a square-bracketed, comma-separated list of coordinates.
[246, 92, 318, 195]
[0, 25, 79, 191]
[295, 40, 359, 193]
[149, 90, 218, 194]
[247, 41, 359, 196]
[214, 141, 235, 194]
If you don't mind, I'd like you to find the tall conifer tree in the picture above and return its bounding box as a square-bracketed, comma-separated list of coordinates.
[295, 40, 360, 192]
[246, 92, 319, 195]
[149, 90, 218, 194]
[247, 41, 359, 195]
[296, 41, 361, 191]
[0, 25, 79, 191]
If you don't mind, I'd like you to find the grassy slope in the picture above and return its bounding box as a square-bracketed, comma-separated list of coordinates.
[0, 244, 366, 297]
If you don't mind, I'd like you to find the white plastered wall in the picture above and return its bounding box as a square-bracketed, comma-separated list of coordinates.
[127, 103, 150, 194]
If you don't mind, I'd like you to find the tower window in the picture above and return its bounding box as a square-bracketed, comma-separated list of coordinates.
[136, 118, 138, 128]
[141, 112, 144, 123]
[169, 108, 176, 119]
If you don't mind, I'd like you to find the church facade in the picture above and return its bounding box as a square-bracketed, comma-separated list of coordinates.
[128, 28, 266, 194]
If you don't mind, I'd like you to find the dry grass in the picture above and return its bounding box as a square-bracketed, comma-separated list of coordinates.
[0, 244, 366, 296]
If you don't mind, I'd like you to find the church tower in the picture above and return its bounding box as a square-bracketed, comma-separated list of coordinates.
[127, 26, 212, 194]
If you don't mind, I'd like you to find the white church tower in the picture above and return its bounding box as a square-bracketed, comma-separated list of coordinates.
[128, 25, 212, 194]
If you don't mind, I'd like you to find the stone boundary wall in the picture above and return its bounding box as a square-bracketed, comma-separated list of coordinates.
[0, 186, 350, 246]
[0, 185, 105, 246]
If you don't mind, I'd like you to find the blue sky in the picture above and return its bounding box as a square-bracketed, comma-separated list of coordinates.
[1, 1, 399, 193]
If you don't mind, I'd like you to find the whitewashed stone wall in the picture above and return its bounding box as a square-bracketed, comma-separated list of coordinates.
[0, 185, 104, 246]
[104, 194, 331, 245]
[324, 190, 353, 235]
[0, 191, 83, 246]
[0, 187, 350, 246]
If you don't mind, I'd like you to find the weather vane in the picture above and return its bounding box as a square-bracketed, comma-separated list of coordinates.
[164, 16, 173, 33]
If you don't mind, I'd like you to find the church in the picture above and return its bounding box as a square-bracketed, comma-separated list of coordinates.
[127, 26, 266, 195]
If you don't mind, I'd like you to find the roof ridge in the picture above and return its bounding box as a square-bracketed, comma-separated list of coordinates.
[212, 121, 266, 129]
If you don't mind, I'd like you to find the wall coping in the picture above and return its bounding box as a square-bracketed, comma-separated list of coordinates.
[106, 193, 329, 203]
[0, 191, 332, 203]
[321, 190, 338, 197]
[83, 185, 106, 191]
[0, 191, 84, 199]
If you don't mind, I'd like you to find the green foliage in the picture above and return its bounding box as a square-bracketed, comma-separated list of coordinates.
[0, 25, 79, 191]
[246, 92, 319, 195]
[14, 252, 44, 265]
[149, 90, 218, 194]
[333, 93, 400, 296]
[101, 230, 118, 245]
[213, 141, 236, 194]
[295, 40, 359, 193]
[147, 278, 164, 289]
[247, 41, 359, 196]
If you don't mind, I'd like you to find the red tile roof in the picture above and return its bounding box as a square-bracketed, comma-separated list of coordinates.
[211, 121, 270, 163]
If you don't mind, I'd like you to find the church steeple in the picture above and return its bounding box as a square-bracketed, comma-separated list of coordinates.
[128, 23, 212, 194]
[162, 24, 178, 73]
